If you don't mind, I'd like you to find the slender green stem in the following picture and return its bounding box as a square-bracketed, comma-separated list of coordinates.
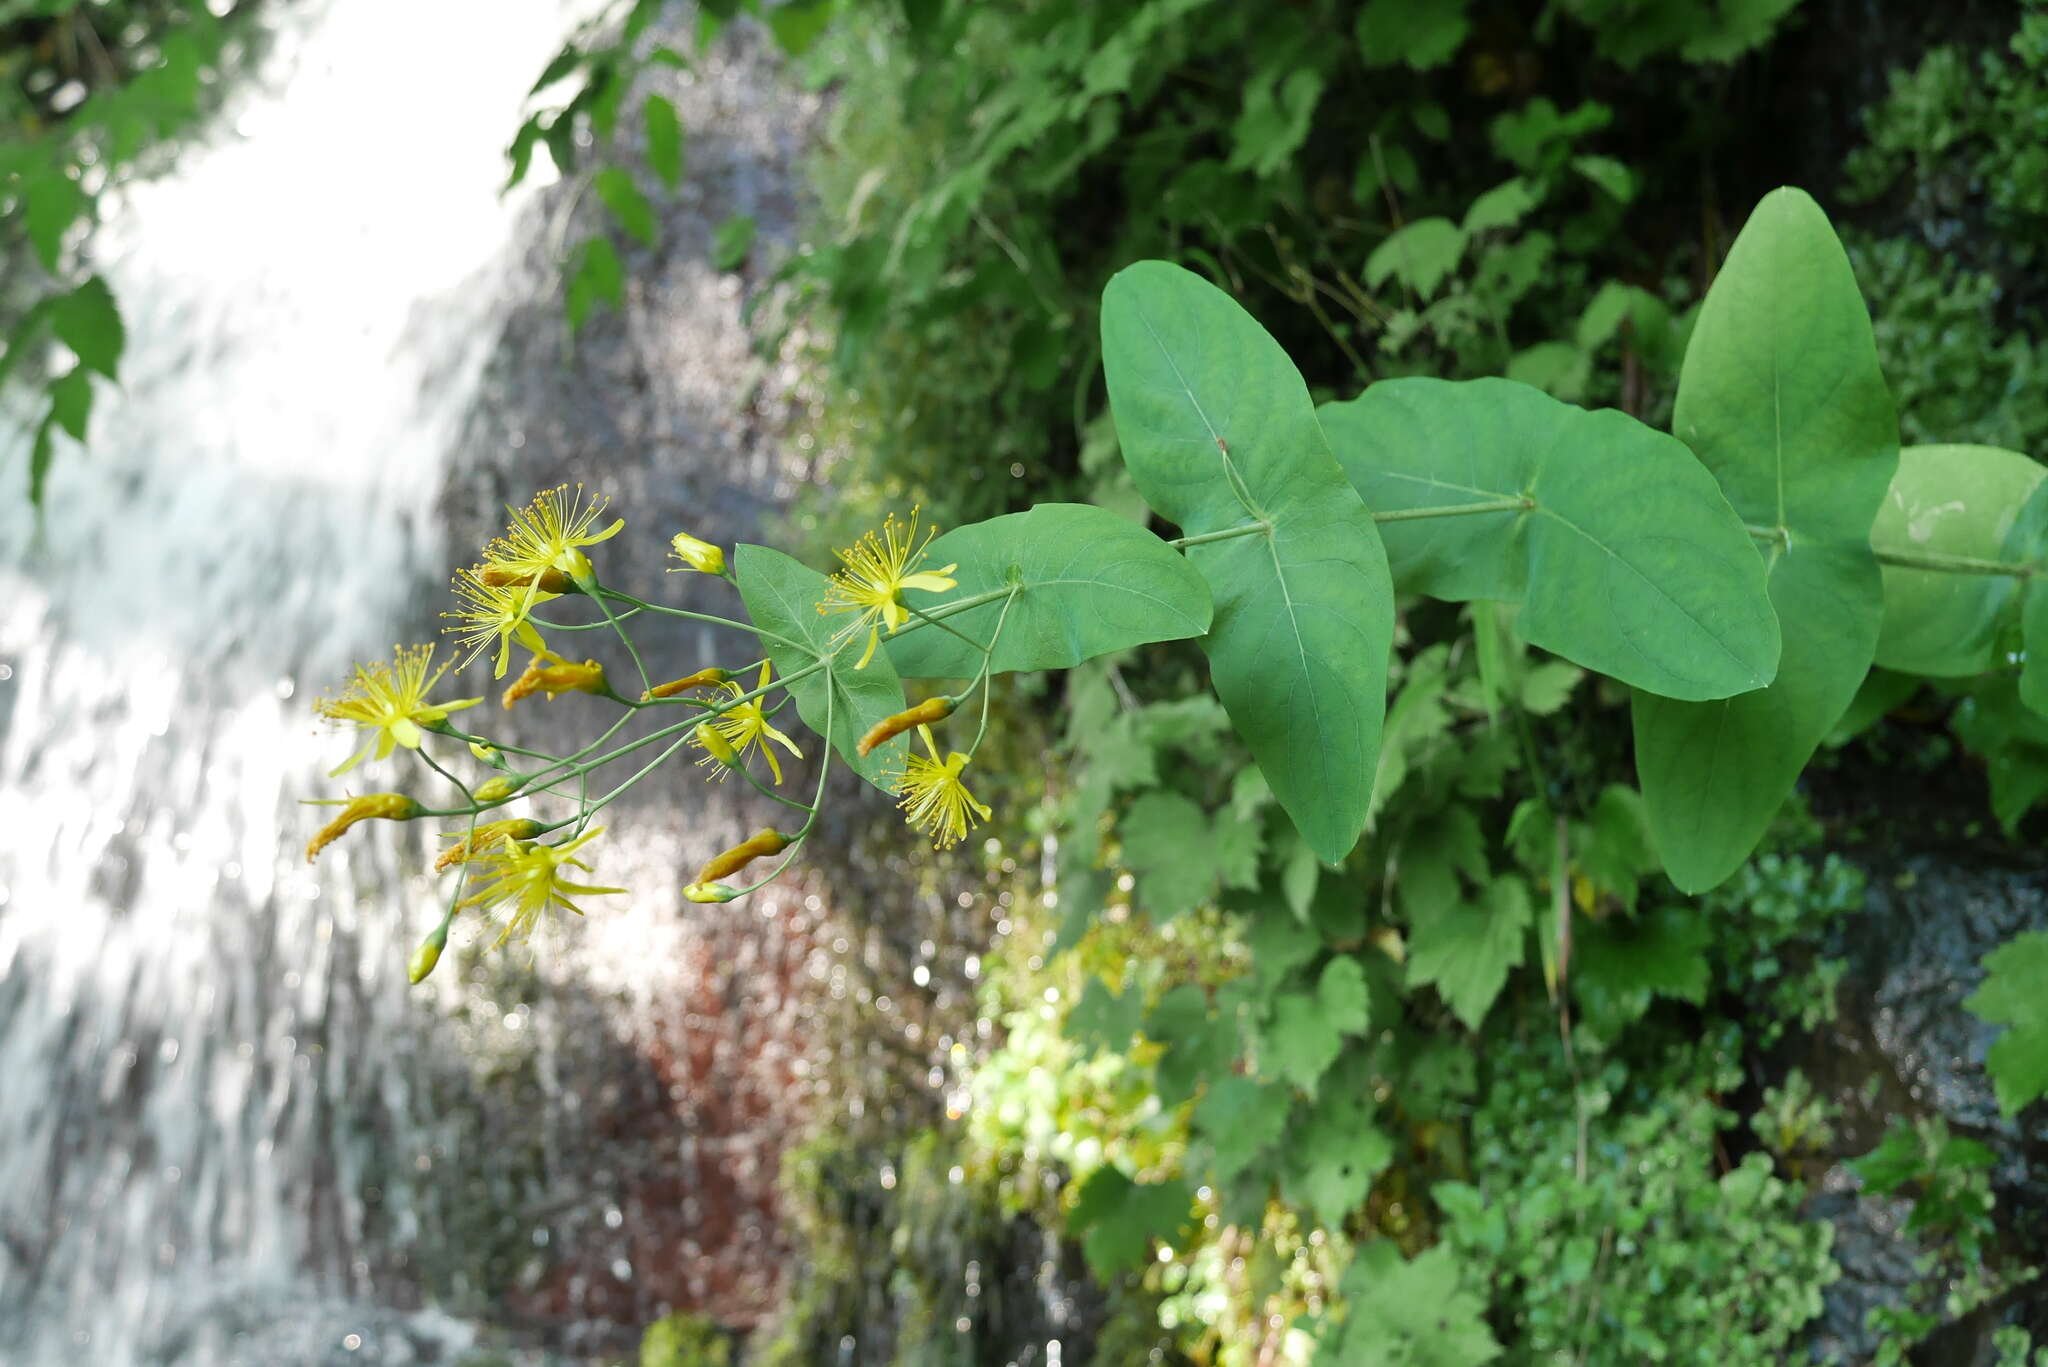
[528, 607, 642, 631]
[598, 588, 805, 651]
[589, 581, 652, 694]
[966, 586, 1021, 757]
[1374, 497, 1534, 523]
[722, 683, 838, 897]
[1873, 545, 2035, 578]
[1171, 521, 1270, 549]
[900, 596, 992, 654]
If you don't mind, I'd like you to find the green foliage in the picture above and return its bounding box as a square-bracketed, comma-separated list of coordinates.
[1438, 1029, 1835, 1365]
[1632, 188, 1900, 893]
[1966, 929, 2048, 1115]
[884, 503, 1213, 678]
[1314, 1243, 1500, 1367]
[712, 212, 756, 270]
[1320, 376, 1779, 700]
[639, 1312, 732, 1367]
[1101, 260, 1394, 862]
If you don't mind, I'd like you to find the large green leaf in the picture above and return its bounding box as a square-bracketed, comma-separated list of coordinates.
[884, 503, 1212, 678]
[1870, 444, 2043, 677]
[1320, 376, 1778, 700]
[734, 544, 910, 789]
[2004, 479, 2048, 718]
[1101, 260, 1394, 863]
[1633, 188, 1899, 892]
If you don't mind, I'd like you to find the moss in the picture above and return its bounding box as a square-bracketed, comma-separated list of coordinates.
[638, 1312, 733, 1367]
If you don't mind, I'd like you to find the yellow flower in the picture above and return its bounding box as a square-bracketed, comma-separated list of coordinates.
[819, 508, 958, 668]
[693, 661, 804, 784]
[444, 565, 559, 678]
[668, 531, 726, 575]
[314, 645, 482, 776]
[458, 826, 626, 946]
[303, 793, 423, 863]
[500, 649, 607, 708]
[484, 483, 624, 592]
[890, 728, 990, 850]
[435, 818, 544, 872]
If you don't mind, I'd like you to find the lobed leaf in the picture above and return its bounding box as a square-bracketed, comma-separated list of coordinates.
[1102, 260, 1394, 863]
[1633, 188, 1899, 892]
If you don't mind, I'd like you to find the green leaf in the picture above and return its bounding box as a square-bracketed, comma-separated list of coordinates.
[1462, 178, 1539, 235]
[1321, 376, 1779, 700]
[1633, 188, 1899, 892]
[733, 544, 910, 789]
[28, 415, 56, 507]
[1406, 875, 1532, 1030]
[1504, 341, 1588, 401]
[1120, 791, 1217, 918]
[1572, 153, 1635, 203]
[1572, 903, 1711, 1036]
[1069, 1169, 1195, 1278]
[1355, 0, 1471, 70]
[1965, 930, 2048, 1115]
[22, 169, 86, 272]
[593, 167, 657, 247]
[565, 235, 624, 332]
[49, 277, 124, 380]
[45, 366, 94, 442]
[884, 504, 1211, 678]
[1364, 217, 1467, 298]
[713, 213, 757, 270]
[1197, 1076, 1292, 1183]
[1228, 66, 1327, 178]
[1870, 444, 2043, 677]
[1262, 990, 1345, 1092]
[1285, 1054, 1395, 1227]
[644, 95, 685, 191]
[1318, 1243, 1502, 1367]
[1147, 984, 1240, 1108]
[1101, 261, 1394, 862]
[765, 0, 834, 56]
[2003, 479, 2048, 719]
[1318, 955, 1372, 1034]
[1067, 978, 1144, 1059]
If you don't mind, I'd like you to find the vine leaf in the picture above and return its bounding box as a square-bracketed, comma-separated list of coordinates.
[1102, 260, 1394, 863]
[1405, 874, 1532, 1031]
[1870, 444, 2043, 677]
[734, 543, 910, 790]
[1067, 1167, 1195, 1279]
[1320, 376, 1779, 700]
[1965, 930, 2048, 1116]
[1285, 1054, 1395, 1229]
[1316, 1242, 1502, 1367]
[1633, 188, 1899, 892]
[885, 503, 1212, 678]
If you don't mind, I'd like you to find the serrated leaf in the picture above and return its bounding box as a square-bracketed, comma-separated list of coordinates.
[1067, 978, 1143, 1059]
[1322, 376, 1779, 700]
[1262, 990, 1343, 1092]
[45, 367, 93, 441]
[1355, 0, 1471, 70]
[1197, 1076, 1292, 1183]
[1462, 178, 1539, 235]
[1228, 66, 1326, 178]
[593, 167, 657, 247]
[1102, 261, 1394, 862]
[1518, 658, 1583, 715]
[1120, 790, 1214, 918]
[1406, 875, 1532, 1030]
[885, 504, 1211, 678]
[49, 276, 123, 379]
[1069, 1170, 1195, 1278]
[1572, 153, 1634, 203]
[1870, 445, 2043, 677]
[1965, 930, 2048, 1115]
[1633, 188, 1899, 892]
[1318, 955, 1371, 1033]
[733, 544, 910, 789]
[1572, 903, 1711, 1036]
[1318, 1243, 1502, 1367]
[1147, 984, 1239, 1108]
[644, 94, 685, 191]
[1286, 1055, 1394, 1228]
[1364, 217, 1467, 298]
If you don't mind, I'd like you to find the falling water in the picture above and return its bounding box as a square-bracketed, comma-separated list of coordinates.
[0, 3, 600, 1360]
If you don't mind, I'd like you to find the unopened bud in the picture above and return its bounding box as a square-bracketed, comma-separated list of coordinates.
[694, 827, 791, 884]
[468, 741, 503, 765]
[682, 881, 742, 904]
[502, 651, 607, 709]
[694, 721, 739, 767]
[644, 667, 730, 701]
[304, 793, 423, 863]
[479, 564, 574, 593]
[668, 532, 725, 576]
[473, 775, 523, 804]
[408, 926, 448, 984]
[857, 696, 956, 757]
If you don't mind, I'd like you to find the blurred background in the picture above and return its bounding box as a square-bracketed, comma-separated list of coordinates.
[2, 1, 2047, 1364]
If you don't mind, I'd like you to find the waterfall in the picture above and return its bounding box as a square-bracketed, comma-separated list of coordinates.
[0, 3, 598, 1360]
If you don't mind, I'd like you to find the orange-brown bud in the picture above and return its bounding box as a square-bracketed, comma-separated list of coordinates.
[479, 564, 575, 593]
[857, 696, 956, 757]
[694, 827, 791, 884]
[305, 793, 422, 863]
[642, 667, 730, 701]
[502, 651, 607, 708]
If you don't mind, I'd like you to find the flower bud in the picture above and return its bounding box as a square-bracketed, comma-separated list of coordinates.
[304, 793, 423, 863]
[409, 925, 448, 984]
[468, 741, 503, 765]
[501, 651, 607, 709]
[682, 881, 742, 904]
[644, 667, 730, 701]
[857, 696, 956, 757]
[479, 564, 574, 593]
[694, 721, 739, 767]
[668, 531, 726, 576]
[473, 775, 523, 804]
[694, 827, 791, 884]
